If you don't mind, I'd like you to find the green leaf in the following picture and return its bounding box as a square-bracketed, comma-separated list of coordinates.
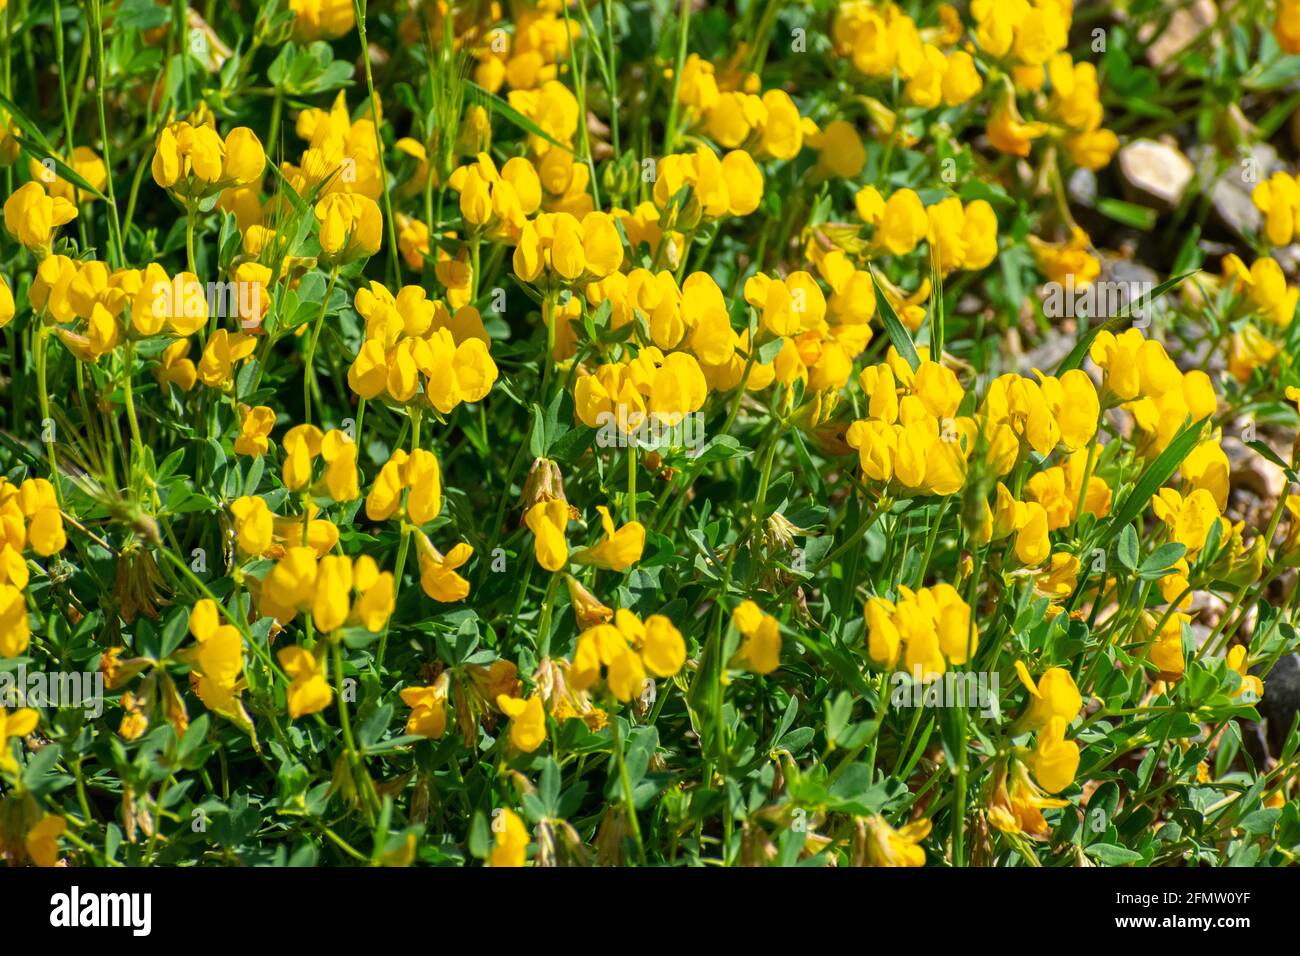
[1054, 271, 1199, 374]
[869, 266, 920, 373]
[1101, 415, 1209, 541]
[1244, 54, 1300, 90]
[1117, 525, 1139, 571]
[529, 403, 548, 458]
[1096, 197, 1157, 231]
[470, 82, 571, 154]
[1139, 542, 1187, 576]
[1085, 843, 1143, 865]
[688, 434, 748, 465]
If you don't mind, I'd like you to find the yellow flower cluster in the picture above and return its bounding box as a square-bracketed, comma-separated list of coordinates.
[865, 584, 977, 678]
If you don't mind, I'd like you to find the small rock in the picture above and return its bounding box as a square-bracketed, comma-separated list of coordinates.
[1102, 257, 1160, 288]
[1210, 176, 1262, 239]
[1223, 431, 1288, 502]
[1272, 242, 1300, 274]
[1068, 167, 1097, 208]
[1247, 653, 1300, 762]
[1188, 142, 1278, 240]
[1118, 139, 1195, 209]
[1138, 0, 1217, 70]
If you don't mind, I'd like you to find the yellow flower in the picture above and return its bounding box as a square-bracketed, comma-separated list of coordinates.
[401, 674, 450, 739]
[282, 424, 323, 491]
[1034, 552, 1080, 605]
[0, 275, 13, 330]
[1226, 645, 1264, 700]
[942, 50, 983, 106]
[877, 189, 928, 257]
[730, 600, 782, 675]
[513, 210, 623, 283]
[416, 533, 473, 603]
[152, 121, 265, 200]
[257, 550, 391, 634]
[639, 614, 686, 678]
[652, 146, 765, 220]
[1088, 326, 1171, 402]
[755, 89, 805, 160]
[421, 329, 500, 413]
[0, 584, 31, 657]
[1013, 662, 1082, 733]
[570, 608, 681, 702]
[396, 214, 430, 269]
[1027, 715, 1079, 794]
[865, 584, 977, 677]
[4, 181, 77, 251]
[369, 448, 444, 524]
[351, 556, 396, 631]
[572, 621, 645, 702]
[1252, 171, 1300, 247]
[1040, 369, 1100, 451]
[1025, 449, 1111, 530]
[234, 404, 276, 457]
[1030, 226, 1099, 287]
[290, 0, 356, 40]
[744, 270, 828, 338]
[488, 808, 529, 867]
[1145, 611, 1190, 682]
[903, 44, 948, 109]
[1181, 439, 1230, 510]
[320, 429, 360, 502]
[198, 329, 257, 390]
[155, 339, 197, 391]
[312, 555, 354, 632]
[448, 153, 542, 240]
[186, 599, 247, 721]
[1150, 487, 1222, 553]
[0, 706, 37, 776]
[1277, 0, 1300, 54]
[55, 302, 120, 362]
[925, 198, 999, 273]
[15, 478, 66, 557]
[1065, 128, 1119, 171]
[278, 645, 333, 718]
[1236, 256, 1299, 328]
[497, 694, 547, 752]
[280, 425, 358, 502]
[230, 496, 275, 557]
[526, 498, 571, 571]
[987, 757, 1069, 839]
[676, 52, 720, 117]
[26, 814, 66, 867]
[1014, 501, 1050, 566]
[571, 506, 645, 571]
[1228, 323, 1279, 382]
[315, 193, 383, 263]
[863, 814, 930, 867]
[987, 83, 1047, 157]
[258, 546, 318, 623]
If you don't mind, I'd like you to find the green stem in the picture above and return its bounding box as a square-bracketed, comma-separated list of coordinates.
[609, 709, 647, 865]
[332, 640, 378, 823]
[536, 571, 562, 659]
[302, 264, 342, 426]
[662, 0, 692, 154]
[626, 446, 637, 522]
[34, 326, 63, 506]
[352, 0, 402, 288]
